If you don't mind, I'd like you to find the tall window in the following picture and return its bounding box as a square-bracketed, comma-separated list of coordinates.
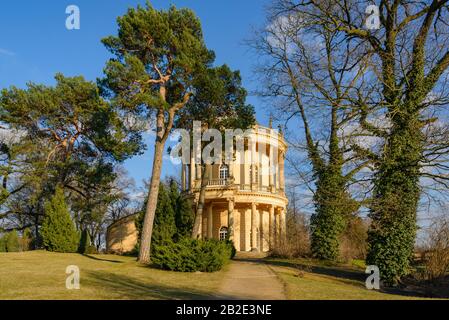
[250, 165, 259, 184]
[219, 164, 229, 180]
[219, 226, 228, 241]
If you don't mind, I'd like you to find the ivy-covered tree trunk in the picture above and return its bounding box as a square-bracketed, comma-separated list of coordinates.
[251, 18, 367, 261]
[311, 172, 350, 260]
[310, 106, 357, 260]
[367, 112, 422, 284]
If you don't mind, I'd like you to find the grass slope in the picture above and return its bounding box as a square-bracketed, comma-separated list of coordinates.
[0, 251, 227, 300]
[265, 258, 428, 300]
[0, 251, 440, 300]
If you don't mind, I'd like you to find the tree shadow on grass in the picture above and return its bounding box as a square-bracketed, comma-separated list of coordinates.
[82, 254, 124, 264]
[258, 258, 366, 282]
[84, 270, 238, 300]
[255, 258, 434, 299]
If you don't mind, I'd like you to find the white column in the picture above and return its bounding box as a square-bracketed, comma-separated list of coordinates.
[251, 202, 258, 251]
[251, 136, 257, 191]
[259, 210, 265, 252]
[275, 210, 281, 246]
[269, 205, 275, 250]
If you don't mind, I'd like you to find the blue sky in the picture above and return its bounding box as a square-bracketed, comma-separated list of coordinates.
[0, 0, 271, 189]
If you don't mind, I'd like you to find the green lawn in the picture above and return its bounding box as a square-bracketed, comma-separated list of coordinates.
[0, 251, 441, 300]
[264, 258, 430, 300]
[0, 251, 226, 300]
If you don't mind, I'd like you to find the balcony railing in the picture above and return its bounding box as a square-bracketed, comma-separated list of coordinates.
[206, 178, 229, 186]
[190, 180, 284, 195]
[257, 126, 272, 134]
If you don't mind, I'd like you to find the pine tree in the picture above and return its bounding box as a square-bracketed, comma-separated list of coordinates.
[6, 230, 20, 252]
[40, 187, 79, 253]
[136, 180, 193, 250]
[78, 229, 91, 254]
[152, 184, 177, 244]
[101, 3, 214, 264]
[137, 183, 177, 247]
[169, 179, 194, 239]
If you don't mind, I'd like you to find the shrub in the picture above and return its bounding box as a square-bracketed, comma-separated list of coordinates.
[6, 230, 20, 252]
[86, 245, 98, 254]
[339, 216, 368, 262]
[420, 218, 449, 282]
[271, 240, 302, 259]
[78, 229, 92, 254]
[136, 183, 177, 246]
[226, 240, 237, 259]
[151, 238, 235, 272]
[20, 228, 33, 251]
[136, 180, 195, 250]
[41, 187, 79, 253]
[171, 181, 194, 239]
[271, 212, 310, 259]
[0, 234, 6, 252]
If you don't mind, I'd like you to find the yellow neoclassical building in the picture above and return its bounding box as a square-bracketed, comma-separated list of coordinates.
[182, 124, 288, 252]
[107, 124, 288, 254]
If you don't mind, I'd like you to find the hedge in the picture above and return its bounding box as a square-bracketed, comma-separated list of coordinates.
[151, 238, 235, 272]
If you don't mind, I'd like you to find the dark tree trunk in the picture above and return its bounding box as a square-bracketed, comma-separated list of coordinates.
[191, 166, 209, 238]
[138, 111, 167, 264]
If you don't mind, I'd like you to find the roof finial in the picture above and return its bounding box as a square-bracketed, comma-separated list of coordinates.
[269, 114, 273, 129]
[278, 124, 283, 135]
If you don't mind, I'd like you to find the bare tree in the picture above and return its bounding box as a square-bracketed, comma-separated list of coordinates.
[269, 0, 449, 284]
[249, 4, 372, 260]
[422, 216, 449, 281]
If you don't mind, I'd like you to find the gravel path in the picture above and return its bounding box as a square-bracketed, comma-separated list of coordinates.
[217, 257, 286, 300]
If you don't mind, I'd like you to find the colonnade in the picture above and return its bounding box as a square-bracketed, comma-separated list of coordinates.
[198, 200, 287, 252]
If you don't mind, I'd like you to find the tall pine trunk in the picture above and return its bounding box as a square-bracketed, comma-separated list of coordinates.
[138, 111, 166, 264]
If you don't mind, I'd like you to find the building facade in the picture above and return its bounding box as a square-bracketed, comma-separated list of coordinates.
[106, 124, 288, 254]
[106, 214, 138, 254]
[183, 125, 288, 252]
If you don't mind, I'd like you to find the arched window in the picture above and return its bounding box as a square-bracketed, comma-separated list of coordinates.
[219, 226, 228, 241]
[219, 164, 229, 180]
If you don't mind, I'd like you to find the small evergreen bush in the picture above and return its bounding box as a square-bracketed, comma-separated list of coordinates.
[0, 234, 6, 252]
[86, 245, 98, 254]
[21, 228, 33, 251]
[78, 229, 94, 254]
[151, 238, 235, 272]
[41, 187, 79, 253]
[136, 181, 194, 249]
[6, 230, 20, 252]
